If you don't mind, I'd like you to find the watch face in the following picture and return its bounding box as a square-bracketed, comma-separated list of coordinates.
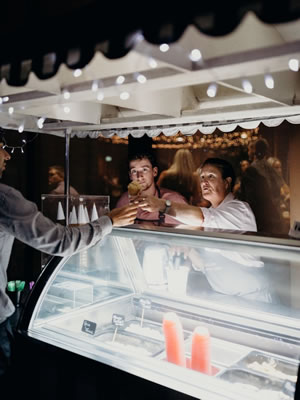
[166, 199, 171, 206]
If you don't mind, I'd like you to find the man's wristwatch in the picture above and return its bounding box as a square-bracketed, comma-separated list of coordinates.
[162, 199, 172, 214]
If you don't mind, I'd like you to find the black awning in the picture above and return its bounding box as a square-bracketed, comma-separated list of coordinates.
[1, 0, 300, 86]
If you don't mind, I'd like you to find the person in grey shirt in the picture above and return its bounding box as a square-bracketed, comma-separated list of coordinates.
[0, 132, 138, 382]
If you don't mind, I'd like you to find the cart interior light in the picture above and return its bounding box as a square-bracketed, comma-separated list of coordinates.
[63, 90, 70, 100]
[116, 75, 125, 85]
[242, 79, 253, 94]
[37, 117, 45, 128]
[148, 58, 158, 68]
[63, 106, 70, 113]
[189, 49, 202, 62]
[159, 43, 169, 53]
[73, 69, 82, 77]
[207, 83, 217, 98]
[2, 96, 9, 102]
[264, 74, 274, 89]
[8, 107, 14, 114]
[288, 58, 299, 72]
[120, 91, 130, 100]
[97, 92, 104, 101]
[137, 74, 147, 84]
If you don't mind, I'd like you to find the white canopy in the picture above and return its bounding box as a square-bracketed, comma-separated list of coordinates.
[1, 12, 300, 137]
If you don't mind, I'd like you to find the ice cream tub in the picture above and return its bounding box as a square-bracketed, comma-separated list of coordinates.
[235, 350, 298, 383]
[94, 329, 165, 357]
[217, 367, 289, 396]
[122, 319, 190, 343]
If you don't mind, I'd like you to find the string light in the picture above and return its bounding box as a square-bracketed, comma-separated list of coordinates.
[37, 117, 45, 129]
[91, 81, 98, 91]
[0, 131, 37, 154]
[148, 58, 158, 68]
[116, 75, 125, 85]
[288, 58, 299, 72]
[73, 69, 82, 77]
[189, 49, 202, 62]
[63, 90, 71, 100]
[136, 73, 147, 84]
[120, 91, 130, 100]
[264, 74, 274, 89]
[207, 83, 218, 97]
[18, 124, 24, 133]
[242, 79, 253, 93]
[159, 43, 169, 52]
[97, 92, 104, 101]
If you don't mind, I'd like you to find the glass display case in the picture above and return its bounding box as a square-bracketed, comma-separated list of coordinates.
[18, 226, 300, 400]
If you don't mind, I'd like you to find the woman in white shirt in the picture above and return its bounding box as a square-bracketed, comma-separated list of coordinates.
[137, 157, 257, 232]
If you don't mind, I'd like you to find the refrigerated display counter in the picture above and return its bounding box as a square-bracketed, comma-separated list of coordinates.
[18, 225, 300, 400]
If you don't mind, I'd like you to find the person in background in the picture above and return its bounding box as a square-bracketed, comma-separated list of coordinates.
[116, 151, 187, 226]
[48, 165, 79, 196]
[137, 158, 257, 232]
[0, 132, 139, 388]
[239, 138, 285, 234]
[157, 148, 209, 207]
[268, 156, 290, 225]
[233, 159, 250, 196]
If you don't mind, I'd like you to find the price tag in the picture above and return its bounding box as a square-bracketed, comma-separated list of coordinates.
[139, 297, 152, 309]
[81, 320, 97, 335]
[112, 313, 125, 327]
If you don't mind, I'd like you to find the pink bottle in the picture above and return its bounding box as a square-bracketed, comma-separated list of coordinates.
[191, 326, 212, 375]
[163, 312, 186, 367]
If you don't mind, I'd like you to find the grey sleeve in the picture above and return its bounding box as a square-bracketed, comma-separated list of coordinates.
[0, 186, 112, 257]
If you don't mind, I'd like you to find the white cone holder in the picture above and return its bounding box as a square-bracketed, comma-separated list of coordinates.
[56, 201, 65, 220]
[84, 206, 90, 223]
[78, 204, 86, 224]
[69, 205, 78, 225]
[91, 203, 99, 221]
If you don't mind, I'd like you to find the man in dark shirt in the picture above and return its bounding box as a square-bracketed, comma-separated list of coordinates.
[239, 138, 285, 234]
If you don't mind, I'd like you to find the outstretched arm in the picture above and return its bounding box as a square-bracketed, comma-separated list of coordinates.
[137, 195, 204, 226]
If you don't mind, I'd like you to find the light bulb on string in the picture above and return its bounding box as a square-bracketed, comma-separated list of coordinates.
[189, 49, 202, 62]
[2, 96, 9, 103]
[92, 81, 98, 91]
[136, 73, 147, 84]
[159, 43, 169, 53]
[264, 74, 274, 89]
[11, 148, 14, 154]
[120, 91, 130, 100]
[116, 75, 125, 85]
[18, 124, 24, 133]
[207, 83, 218, 98]
[97, 92, 104, 101]
[63, 90, 70, 100]
[288, 58, 299, 72]
[242, 79, 253, 94]
[73, 69, 82, 77]
[37, 117, 45, 129]
[148, 58, 157, 68]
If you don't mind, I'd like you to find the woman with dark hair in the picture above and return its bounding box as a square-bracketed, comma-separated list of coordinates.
[137, 157, 257, 231]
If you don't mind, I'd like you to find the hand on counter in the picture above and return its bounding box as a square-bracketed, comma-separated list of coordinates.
[108, 203, 139, 226]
